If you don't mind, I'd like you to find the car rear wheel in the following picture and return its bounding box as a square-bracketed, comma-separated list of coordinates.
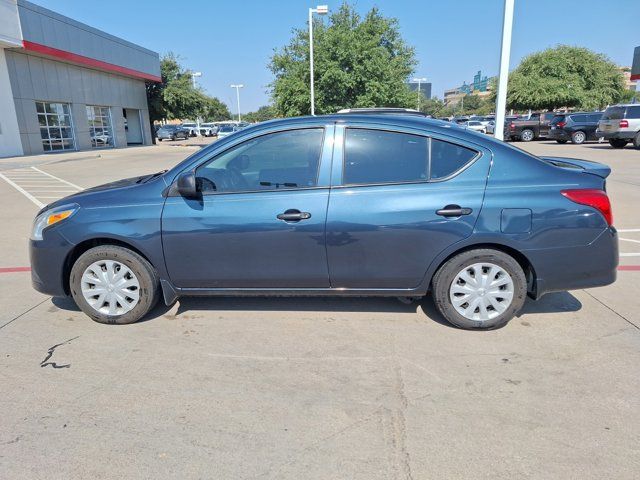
[556, 139, 568, 144]
[634, 133, 640, 149]
[571, 130, 586, 144]
[431, 249, 527, 330]
[520, 129, 534, 142]
[70, 246, 159, 324]
[609, 139, 627, 149]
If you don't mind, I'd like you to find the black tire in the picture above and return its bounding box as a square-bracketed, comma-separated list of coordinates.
[520, 129, 534, 142]
[69, 246, 159, 325]
[431, 249, 527, 330]
[609, 139, 627, 149]
[633, 133, 640, 149]
[556, 139, 568, 144]
[158, 138, 163, 142]
[571, 130, 586, 144]
[171, 135, 176, 141]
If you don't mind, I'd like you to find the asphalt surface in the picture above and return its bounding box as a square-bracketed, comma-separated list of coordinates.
[0, 139, 638, 479]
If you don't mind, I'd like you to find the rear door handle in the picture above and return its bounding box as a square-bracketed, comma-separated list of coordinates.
[436, 204, 473, 217]
[277, 209, 311, 222]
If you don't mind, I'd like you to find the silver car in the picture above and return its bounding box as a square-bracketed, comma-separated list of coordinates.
[596, 104, 640, 149]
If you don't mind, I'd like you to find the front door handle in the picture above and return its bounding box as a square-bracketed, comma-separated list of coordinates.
[436, 204, 473, 217]
[277, 209, 312, 222]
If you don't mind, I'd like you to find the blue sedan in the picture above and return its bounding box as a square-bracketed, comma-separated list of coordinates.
[29, 115, 618, 329]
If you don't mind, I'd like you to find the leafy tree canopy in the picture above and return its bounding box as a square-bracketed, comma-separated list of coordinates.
[146, 53, 231, 123]
[270, 2, 417, 116]
[243, 105, 278, 123]
[506, 45, 626, 111]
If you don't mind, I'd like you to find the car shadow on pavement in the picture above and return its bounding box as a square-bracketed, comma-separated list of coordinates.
[50, 290, 581, 327]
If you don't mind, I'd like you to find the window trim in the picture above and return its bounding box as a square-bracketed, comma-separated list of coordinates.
[194, 126, 327, 196]
[36, 100, 77, 153]
[337, 126, 481, 189]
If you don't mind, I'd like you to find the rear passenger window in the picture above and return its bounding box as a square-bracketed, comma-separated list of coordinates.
[343, 129, 478, 185]
[571, 115, 587, 123]
[627, 106, 640, 119]
[430, 138, 477, 180]
[343, 129, 428, 185]
[588, 114, 602, 123]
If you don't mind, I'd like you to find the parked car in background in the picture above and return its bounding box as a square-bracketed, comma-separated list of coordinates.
[463, 120, 487, 134]
[157, 125, 189, 141]
[596, 104, 640, 149]
[181, 122, 198, 137]
[30, 115, 617, 330]
[199, 123, 218, 137]
[216, 123, 240, 138]
[506, 112, 558, 141]
[452, 116, 470, 125]
[486, 120, 496, 134]
[548, 112, 603, 144]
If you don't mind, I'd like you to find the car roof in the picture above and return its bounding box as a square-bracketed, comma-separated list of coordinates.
[336, 107, 427, 117]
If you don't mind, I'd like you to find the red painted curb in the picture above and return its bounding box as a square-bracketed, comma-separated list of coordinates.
[0, 267, 31, 273]
[618, 265, 640, 271]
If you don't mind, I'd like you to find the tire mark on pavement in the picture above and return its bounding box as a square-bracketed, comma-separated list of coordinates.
[40, 336, 79, 369]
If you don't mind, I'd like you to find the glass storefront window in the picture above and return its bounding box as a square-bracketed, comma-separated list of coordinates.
[36, 101, 75, 152]
[87, 106, 115, 148]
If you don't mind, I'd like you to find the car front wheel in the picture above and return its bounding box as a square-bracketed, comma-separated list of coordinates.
[69, 245, 159, 324]
[431, 249, 527, 329]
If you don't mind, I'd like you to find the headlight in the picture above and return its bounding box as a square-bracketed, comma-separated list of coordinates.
[31, 204, 79, 241]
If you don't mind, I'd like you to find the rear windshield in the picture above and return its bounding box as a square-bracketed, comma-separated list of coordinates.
[602, 106, 625, 120]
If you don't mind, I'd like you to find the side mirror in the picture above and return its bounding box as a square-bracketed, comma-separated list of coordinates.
[176, 171, 198, 198]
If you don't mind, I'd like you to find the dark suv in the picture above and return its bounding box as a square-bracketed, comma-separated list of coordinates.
[548, 112, 603, 144]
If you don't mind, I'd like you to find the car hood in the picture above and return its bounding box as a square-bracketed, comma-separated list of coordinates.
[540, 157, 611, 179]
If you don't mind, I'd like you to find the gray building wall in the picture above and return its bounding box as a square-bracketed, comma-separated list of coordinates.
[5, 50, 152, 155]
[17, 0, 160, 79]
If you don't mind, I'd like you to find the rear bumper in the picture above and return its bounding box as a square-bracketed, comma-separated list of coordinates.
[526, 227, 618, 298]
[30, 229, 75, 297]
[548, 129, 569, 140]
[596, 130, 635, 140]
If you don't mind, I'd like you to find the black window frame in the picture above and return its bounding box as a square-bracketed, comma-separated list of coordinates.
[194, 127, 326, 196]
[340, 127, 481, 187]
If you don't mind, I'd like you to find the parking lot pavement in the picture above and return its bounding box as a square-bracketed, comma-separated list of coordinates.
[0, 142, 639, 479]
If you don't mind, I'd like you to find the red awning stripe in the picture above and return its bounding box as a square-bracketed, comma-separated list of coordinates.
[22, 40, 161, 83]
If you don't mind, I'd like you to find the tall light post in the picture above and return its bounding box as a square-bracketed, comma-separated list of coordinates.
[230, 84, 244, 122]
[412, 77, 427, 111]
[494, 0, 514, 140]
[308, 5, 329, 116]
[191, 72, 202, 134]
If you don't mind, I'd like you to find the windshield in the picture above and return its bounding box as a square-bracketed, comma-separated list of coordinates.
[602, 106, 625, 120]
[219, 125, 235, 132]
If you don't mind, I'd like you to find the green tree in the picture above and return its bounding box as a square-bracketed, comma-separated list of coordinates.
[270, 2, 416, 116]
[506, 45, 626, 111]
[146, 53, 230, 125]
[243, 105, 278, 123]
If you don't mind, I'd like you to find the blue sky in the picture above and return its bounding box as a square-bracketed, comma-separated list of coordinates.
[33, 0, 639, 113]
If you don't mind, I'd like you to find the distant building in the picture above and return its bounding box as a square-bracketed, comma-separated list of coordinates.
[620, 66, 638, 91]
[444, 70, 495, 106]
[0, 0, 160, 158]
[407, 80, 432, 100]
[632, 47, 640, 84]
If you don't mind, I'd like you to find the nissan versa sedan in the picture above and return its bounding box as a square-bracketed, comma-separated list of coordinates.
[30, 115, 618, 329]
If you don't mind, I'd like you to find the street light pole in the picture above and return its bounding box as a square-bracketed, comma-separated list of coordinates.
[191, 72, 202, 135]
[494, 0, 514, 140]
[308, 5, 328, 116]
[412, 77, 427, 111]
[230, 84, 244, 122]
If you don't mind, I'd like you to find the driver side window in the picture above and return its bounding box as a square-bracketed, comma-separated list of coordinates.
[196, 128, 325, 194]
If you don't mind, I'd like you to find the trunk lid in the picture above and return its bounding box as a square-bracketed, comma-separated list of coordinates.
[539, 157, 611, 179]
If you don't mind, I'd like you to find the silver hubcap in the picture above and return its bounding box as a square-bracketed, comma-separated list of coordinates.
[81, 260, 140, 316]
[522, 130, 533, 141]
[449, 263, 514, 322]
[574, 132, 585, 143]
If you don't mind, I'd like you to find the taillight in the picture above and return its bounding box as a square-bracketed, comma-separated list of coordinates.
[561, 189, 613, 226]
[556, 121, 566, 128]
[509, 122, 515, 130]
[619, 120, 629, 128]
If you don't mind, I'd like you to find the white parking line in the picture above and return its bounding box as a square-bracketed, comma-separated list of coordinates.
[0, 172, 45, 208]
[0, 166, 83, 207]
[618, 229, 640, 233]
[620, 253, 640, 257]
[620, 238, 640, 244]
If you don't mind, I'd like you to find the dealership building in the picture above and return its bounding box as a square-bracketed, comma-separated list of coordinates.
[0, 0, 160, 158]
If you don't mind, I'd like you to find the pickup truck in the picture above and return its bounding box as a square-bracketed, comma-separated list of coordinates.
[505, 112, 558, 142]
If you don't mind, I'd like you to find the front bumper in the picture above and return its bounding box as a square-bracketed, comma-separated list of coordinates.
[30, 229, 75, 297]
[526, 227, 618, 298]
